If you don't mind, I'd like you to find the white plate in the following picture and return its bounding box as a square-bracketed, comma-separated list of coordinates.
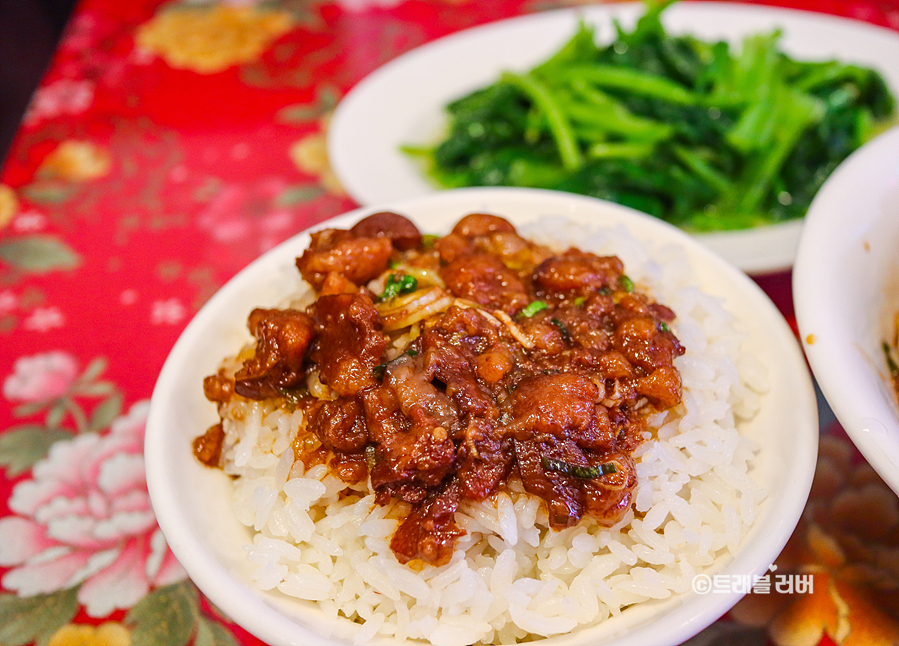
[328, 2, 899, 275]
[794, 126, 899, 494]
[146, 187, 818, 646]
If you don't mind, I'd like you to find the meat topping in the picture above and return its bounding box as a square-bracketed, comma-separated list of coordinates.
[441, 253, 530, 313]
[234, 308, 315, 400]
[309, 292, 386, 397]
[198, 212, 686, 566]
[297, 228, 393, 289]
[350, 211, 423, 251]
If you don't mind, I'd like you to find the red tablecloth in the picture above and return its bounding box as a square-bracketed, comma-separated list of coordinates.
[2, 1, 899, 645]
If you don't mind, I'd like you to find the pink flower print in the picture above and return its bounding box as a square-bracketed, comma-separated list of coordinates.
[0, 290, 17, 316]
[150, 298, 186, 325]
[23, 306, 66, 332]
[24, 79, 95, 126]
[196, 178, 298, 253]
[12, 209, 48, 233]
[3, 351, 79, 402]
[337, 0, 406, 11]
[258, 208, 294, 252]
[196, 185, 251, 243]
[120, 289, 138, 306]
[54, 11, 132, 86]
[0, 401, 186, 617]
[61, 11, 99, 54]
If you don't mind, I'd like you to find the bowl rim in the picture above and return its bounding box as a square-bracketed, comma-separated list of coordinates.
[146, 186, 818, 646]
[793, 125, 899, 494]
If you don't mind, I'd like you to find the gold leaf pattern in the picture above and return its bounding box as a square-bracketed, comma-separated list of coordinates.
[136, 5, 293, 74]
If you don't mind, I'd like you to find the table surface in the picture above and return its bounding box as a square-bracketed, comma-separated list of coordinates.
[2, 1, 899, 645]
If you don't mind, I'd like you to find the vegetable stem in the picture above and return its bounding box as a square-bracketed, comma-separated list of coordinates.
[557, 64, 703, 106]
[501, 71, 584, 171]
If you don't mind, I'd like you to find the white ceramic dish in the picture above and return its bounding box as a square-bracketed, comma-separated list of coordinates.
[327, 2, 899, 275]
[146, 187, 818, 646]
[794, 126, 899, 494]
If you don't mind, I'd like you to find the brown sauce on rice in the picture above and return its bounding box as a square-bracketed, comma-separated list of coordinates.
[195, 212, 685, 566]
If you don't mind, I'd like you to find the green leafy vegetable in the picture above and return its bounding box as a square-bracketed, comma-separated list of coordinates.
[406, 0, 897, 232]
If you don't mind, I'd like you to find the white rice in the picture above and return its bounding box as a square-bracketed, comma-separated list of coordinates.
[214, 217, 767, 645]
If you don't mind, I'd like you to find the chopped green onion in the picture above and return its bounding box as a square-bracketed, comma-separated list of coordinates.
[542, 456, 617, 479]
[518, 300, 549, 318]
[551, 318, 572, 344]
[618, 275, 634, 293]
[598, 287, 612, 296]
[660, 321, 670, 332]
[574, 296, 586, 307]
[379, 273, 418, 301]
[422, 234, 439, 248]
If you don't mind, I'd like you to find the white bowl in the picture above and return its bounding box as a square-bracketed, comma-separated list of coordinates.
[146, 187, 818, 646]
[794, 126, 899, 494]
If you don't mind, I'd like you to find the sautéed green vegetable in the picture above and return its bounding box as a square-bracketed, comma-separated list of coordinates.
[403, 0, 896, 232]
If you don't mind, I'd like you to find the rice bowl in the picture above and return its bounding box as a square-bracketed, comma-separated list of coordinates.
[145, 187, 818, 646]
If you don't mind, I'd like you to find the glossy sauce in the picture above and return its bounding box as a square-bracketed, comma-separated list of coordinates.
[197, 212, 685, 566]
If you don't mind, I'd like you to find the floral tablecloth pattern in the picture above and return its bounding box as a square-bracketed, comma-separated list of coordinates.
[2, 1, 899, 645]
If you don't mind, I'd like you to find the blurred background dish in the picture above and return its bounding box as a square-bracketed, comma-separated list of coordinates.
[328, 2, 899, 275]
[146, 187, 818, 646]
[794, 126, 899, 495]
